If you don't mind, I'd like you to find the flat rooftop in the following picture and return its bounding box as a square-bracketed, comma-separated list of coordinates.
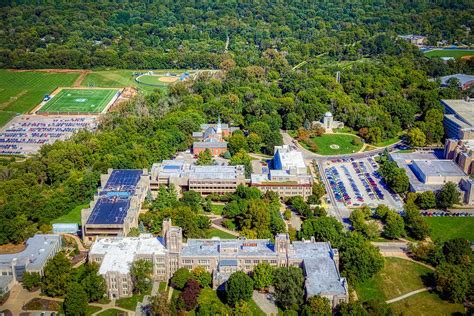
[90, 235, 166, 275]
[180, 238, 276, 257]
[412, 159, 466, 177]
[0, 235, 61, 271]
[87, 169, 143, 225]
[440, 74, 474, 86]
[189, 165, 244, 180]
[442, 99, 474, 127]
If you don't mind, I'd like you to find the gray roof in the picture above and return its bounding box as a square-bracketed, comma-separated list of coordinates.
[180, 238, 276, 257]
[219, 259, 238, 267]
[0, 235, 61, 271]
[0, 276, 13, 292]
[291, 242, 347, 296]
[189, 165, 244, 180]
[193, 141, 227, 148]
[440, 74, 474, 87]
[412, 160, 466, 177]
[441, 99, 474, 128]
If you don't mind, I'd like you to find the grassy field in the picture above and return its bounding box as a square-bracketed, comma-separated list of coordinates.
[307, 134, 363, 155]
[425, 217, 474, 241]
[356, 257, 432, 301]
[86, 305, 102, 315]
[206, 228, 237, 239]
[210, 204, 224, 215]
[391, 291, 465, 316]
[424, 49, 474, 58]
[0, 69, 79, 126]
[248, 299, 266, 316]
[82, 70, 183, 93]
[38, 88, 118, 114]
[97, 308, 126, 316]
[51, 203, 88, 225]
[373, 135, 401, 147]
[115, 293, 145, 311]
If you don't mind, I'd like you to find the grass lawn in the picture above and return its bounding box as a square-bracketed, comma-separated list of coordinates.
[82, 69, 185, 93]
[115, 293, 145, 311]
[86, 305, 102, 315]
[373, 135, 401, 148]
[248, 299, 267, 316]
[158, 281, 167, 292]
[356, 257, 432, 301]
[51, 203, 88, 225]
[0, 69, 79, 126]
[37, 88, 118, 114]
[424, 49, 474, 58]
[425, 217, 474, 241]
[306, 134, 363, 155]
[210, 204, 224, 215]
[97, 308, 127, 316]
[333, 127, 358, 134]
[391, 290, 465, 316]
[206, 228, 237, 239]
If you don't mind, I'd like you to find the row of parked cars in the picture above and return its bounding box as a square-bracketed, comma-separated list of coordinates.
[326, 166, 352, 204]
[421, 211, 474, 217]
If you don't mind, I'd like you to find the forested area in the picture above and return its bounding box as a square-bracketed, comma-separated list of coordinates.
[0, 1, 473, 245]
[0, 1, 473, 69]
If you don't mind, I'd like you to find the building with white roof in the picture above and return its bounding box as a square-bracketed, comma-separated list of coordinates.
[150, 160, 245, 197]
[89, 234, 167, 299]
[251, 145, 313, 199]
[398, 34, 427, 46]
[90, 219, 348, 307]
[439, 74, 474, 90]
[441, 98, 474, 140]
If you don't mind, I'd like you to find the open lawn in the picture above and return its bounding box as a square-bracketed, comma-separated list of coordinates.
[38, 88, 118, 114]
[97, 308, 127, 316]
[425, 217, 474, 241]
[115, 293, 145, 311]
[51, 203, 88, 225]
[356, 257, 432, 302]
[0, 69, 79, 126]
[86, 305, 102, 315]
[82, 70, 186, 93]
[424, 49, 474, 58]
[210, 204, 224, 215]
[373, 135, 401, 148]
[248, 299, 267, 316]
[206, 228, 237, 239]
[305, 134, 363, 155]
[391, 290, 465, 316]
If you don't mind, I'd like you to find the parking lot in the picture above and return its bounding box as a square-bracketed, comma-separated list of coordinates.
[323, 157, 403, 210]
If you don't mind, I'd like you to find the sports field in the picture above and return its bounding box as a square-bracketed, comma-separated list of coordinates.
[424, 49, 474, 58]
[0, 69, 79, 126]
[37, 88, 118, 114]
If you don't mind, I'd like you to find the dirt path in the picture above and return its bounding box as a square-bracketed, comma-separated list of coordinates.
[73, 70, 90, 87]
[386, 287, 433, 304]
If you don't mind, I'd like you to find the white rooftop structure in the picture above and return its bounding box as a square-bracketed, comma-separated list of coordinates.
[273, 145, 307, 174]
[439, 74, 474, 88]
[90, 235, 167, 275]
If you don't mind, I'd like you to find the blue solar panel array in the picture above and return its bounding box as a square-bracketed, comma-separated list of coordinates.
[87, 170, 143, 225]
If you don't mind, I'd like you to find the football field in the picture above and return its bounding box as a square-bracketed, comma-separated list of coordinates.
[37, 88, 119, 114]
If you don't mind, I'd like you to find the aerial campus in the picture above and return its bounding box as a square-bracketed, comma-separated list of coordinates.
[0, 2, 473, 316]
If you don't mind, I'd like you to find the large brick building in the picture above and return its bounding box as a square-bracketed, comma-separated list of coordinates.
[90, 219, 349, 308]
[192, 119, 239, 156]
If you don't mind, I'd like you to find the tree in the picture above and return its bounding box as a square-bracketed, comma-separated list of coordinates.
[228, 132, 248, 155]
[192, 266, 212, 288]
[234, 300, 252, 315]
[196, 288, 231, 316]
[131, 259, 153, 294]
[63, 282, 88, 316]
[196, 149, 213, 165]
[288, 196, 311, 217]
[252, 262, 274, 290]
[383, 211, 406, 239]
[437, 182, 461, 209]
[225, 271, 254, 306]
[151, 291, 171, 316]
[340, 233, 384, 284]
[181, 190, 204, 213]
[273, 267, 304, 311]
[442, 238, 472, 266]
[171, 268, 193, 290]
[229, 149, 253, 177]
[416, 191, 436, 209]
[302, 296, 331, 316]
[403, 209, 430, 240]
[41, 252, 72, 297]
[299, 217, 345, 248]
[435, 263, 472, 303]
[127, 227, 140, 237]
[406, 127, 426, 147]
[22, 272, 41, 291]
[81, 263, 106, 302]
[180, 279, 201, 311]
[335, 301, 368, 316]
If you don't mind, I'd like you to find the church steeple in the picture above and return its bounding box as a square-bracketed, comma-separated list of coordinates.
[216, 115, 222, 135]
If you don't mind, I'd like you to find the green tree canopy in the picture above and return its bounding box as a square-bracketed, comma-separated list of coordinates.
[225, 271, 254, 306]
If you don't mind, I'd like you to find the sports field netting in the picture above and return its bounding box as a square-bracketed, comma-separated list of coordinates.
[37, 88, 118, 114]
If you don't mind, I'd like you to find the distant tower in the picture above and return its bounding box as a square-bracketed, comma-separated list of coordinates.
[163, 218, 182, 253]
[275, 233, 291, 254]
[216, 115, 222, 135]
[323, 112, 334, 129]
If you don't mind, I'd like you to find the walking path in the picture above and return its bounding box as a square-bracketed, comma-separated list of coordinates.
[63, 233, 87, 251]
[73, 70, 90, 87]
[386, 287, 433, 304]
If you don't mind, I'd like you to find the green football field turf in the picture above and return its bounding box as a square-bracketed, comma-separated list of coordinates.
[37, 88, 118, 114]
